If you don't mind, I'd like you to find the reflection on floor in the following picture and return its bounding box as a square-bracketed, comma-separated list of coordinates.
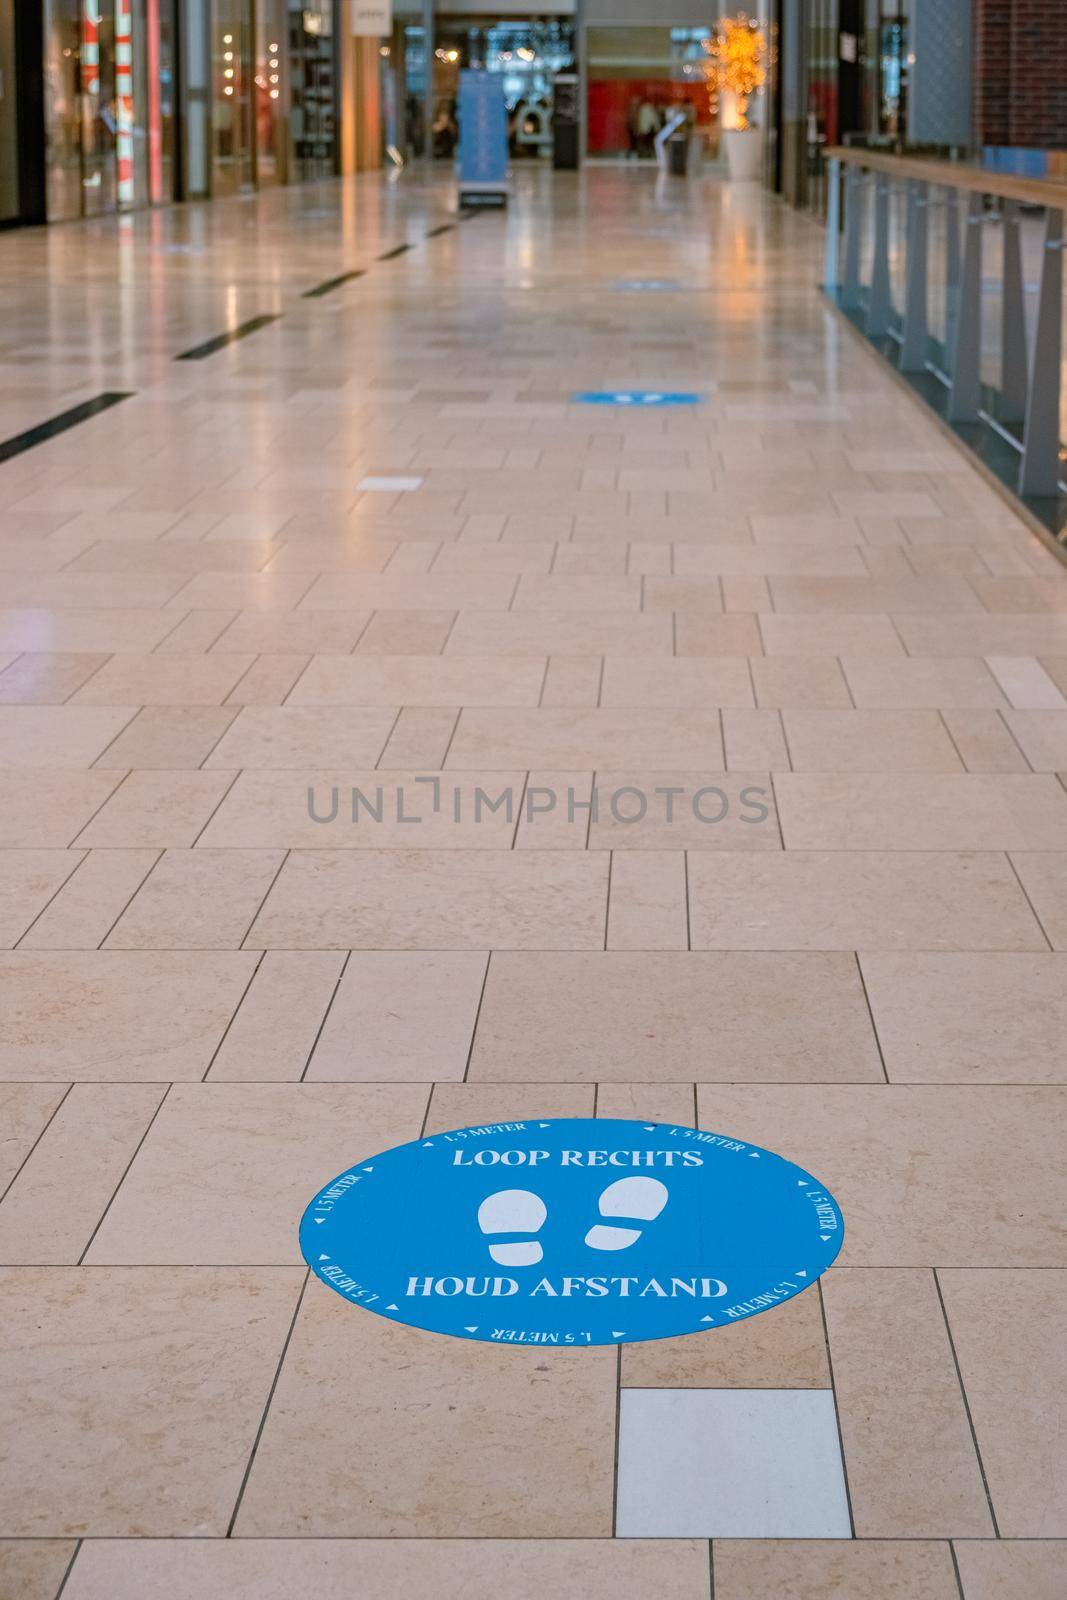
[0, 165, 1065, 1600]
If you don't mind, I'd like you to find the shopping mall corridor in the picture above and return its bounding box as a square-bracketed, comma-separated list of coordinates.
[0, 167, 1065, 1600]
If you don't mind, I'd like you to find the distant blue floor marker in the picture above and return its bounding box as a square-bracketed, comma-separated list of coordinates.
[301, 1118, 843, 1347]
[572, 390, 702, 406]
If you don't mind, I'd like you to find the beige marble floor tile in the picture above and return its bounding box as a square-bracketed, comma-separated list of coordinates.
[0, 851, 84, 947]
[722, 708, 790, 769]
[425, 1081, 596, 1133]
[606, 850, 687, 949]
[673, 542, 866, 577]
[91, 706, 237, 768]
[672, 613, 763, 656]
[971, 577, 1067, 613]
[203, 707, 396, 769]
[300, 573, 515, 611]
[210, 612, 372, 654]
[105, 848, 285, 948]
[822, 1268, 992, 1536]
[60, 1538, 712, 1600]
[446, 708, 724, 769]
[782, 709, 962, 772]
[234, 1282, 616, 1536]
[759, 614, 905, 657]
[642, 578, 724, 614]
[248, 849, 610, 950]
[0, 1540, 77, 1600]
[164, 573, 315, 612]
[198, 770, 522, 849]
[688, 849, 1043, 950]
[1001, 710, 1067, 770]
[74, 769, 236, 848]
[354, 610, 457, 654]
[840, 656, 1007, 709]
[0, 1265, 303, 1535]
[432, 541, 555, 575]
[860, 952, 1067, 1083]
[695, 1085, 1066, 1265]
[0, 1084, 68, 1191]
[471, 951, 880, 1082]
[772, 576, 980, 613]
[307, 951, 488, 1081]
[208, 951, 346, 1081]
[953, 1540, 1067, 1600]
[623, 1286, 829, 1389]
[151, 610, 237, 654]
[0, 769, 125, 848]
[776, 772, 1067, 850]
[86, 1082, 428, 1263]
[0, 611, 180, 655]
[0, 572, 186, 609]
[941, 710, 1030, 772]
[1009, 852, 1067, 947]
[0, 654, 109, 704]
[582, 772, 777, 850]
[0, 949, 257, 1079]
[446, 610, 673, 657]
[287, 653, 545, 707]
[512, 575, 640, 611]
[70, 653, 258, 706]
[0, 1083, 166, 1263]
[17, 849, 158, 949]
[539, 655, 602, 707]
[713, 1540, 959, 1600]
[594, 1082, 696, 1125]
[750, 657, 852, 709]
[898, 616, 1067, 657]
[599, 657, 754, 708]
[223, 653, 310, 706]
[939, 1270, 1067, 1536]
[377, 705, 458, 766]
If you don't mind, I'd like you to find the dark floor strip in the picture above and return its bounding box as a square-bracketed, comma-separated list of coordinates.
[0, 392, 134, 464]
[425, 224, 454, 237]
[302, 269, 366, 299]
[174, 314, 281, 361]
[378, 243, 412, 260]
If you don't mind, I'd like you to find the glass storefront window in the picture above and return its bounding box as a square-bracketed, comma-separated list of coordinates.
[425, 18, 575, 162]
[289, 1, 335, 179]
[212, 1, 253, 194]
[43, 0, 175, 217]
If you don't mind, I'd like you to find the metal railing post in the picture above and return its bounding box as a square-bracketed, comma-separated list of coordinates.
[823, 156, 841, 292]
[946, 193, 984, 423]
[900, 180, 929, 372]
[866, 174, 893, 337]
[1000, 199, 1028, 423]
[1019, 207, 1064, 498]
[944, 187, 961, 358]
[841, 165, 863, 311]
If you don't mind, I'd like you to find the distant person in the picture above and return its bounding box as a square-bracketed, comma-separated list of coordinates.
[626, 98, 641, 160]
[637, 99, 658, 158]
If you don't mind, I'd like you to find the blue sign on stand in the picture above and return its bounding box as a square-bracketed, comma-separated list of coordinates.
[301, 1118, 844, 1347]
[573, 390, 702, 406]
[458, 70, 509, 207]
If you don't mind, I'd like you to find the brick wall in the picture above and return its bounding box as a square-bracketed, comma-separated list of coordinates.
[972, 0, 1067, 147]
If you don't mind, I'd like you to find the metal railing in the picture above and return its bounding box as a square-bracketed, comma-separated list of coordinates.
[822, 147, 1066, 535]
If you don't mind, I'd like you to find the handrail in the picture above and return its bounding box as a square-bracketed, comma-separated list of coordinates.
[825, 145, 1067, 211]
[821, 147, 1066, 519]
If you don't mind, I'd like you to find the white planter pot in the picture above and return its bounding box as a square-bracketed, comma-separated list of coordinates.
[723, 128, 761, 182]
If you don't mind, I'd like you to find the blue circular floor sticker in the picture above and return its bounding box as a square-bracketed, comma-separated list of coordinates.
[302, 1118, 843, 1347]
[572, 390, 702, 406]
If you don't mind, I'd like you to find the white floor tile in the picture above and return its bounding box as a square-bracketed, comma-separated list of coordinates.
[615, 1387, 851, 1538]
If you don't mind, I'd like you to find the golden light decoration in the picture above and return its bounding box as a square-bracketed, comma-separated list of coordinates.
[703, 14, 768, 131]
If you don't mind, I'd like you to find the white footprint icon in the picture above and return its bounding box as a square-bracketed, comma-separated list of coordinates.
[477, 1189, 547, 1267]
[584, 1176, 668, 1252]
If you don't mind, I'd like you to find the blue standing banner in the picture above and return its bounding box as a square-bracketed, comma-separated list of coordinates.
[458, 69, 509, 208]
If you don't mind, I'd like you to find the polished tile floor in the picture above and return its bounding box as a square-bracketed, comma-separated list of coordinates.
[0, 165, 1065, 1600]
